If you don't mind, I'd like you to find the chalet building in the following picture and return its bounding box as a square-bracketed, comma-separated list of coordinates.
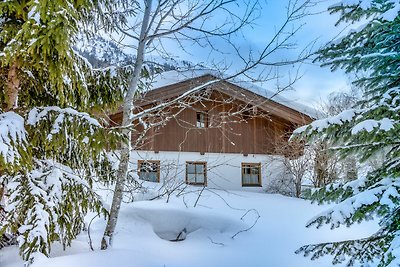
[110, 70, 315, 192]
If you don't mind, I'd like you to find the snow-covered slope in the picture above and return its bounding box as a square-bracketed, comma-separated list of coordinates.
[149, 69, 319, 118]
[2, 190, 378, 267]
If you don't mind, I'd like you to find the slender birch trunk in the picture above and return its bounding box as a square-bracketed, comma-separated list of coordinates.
[101, 0, 153, 250]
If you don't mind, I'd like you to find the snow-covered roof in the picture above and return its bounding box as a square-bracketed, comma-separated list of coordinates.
[150, 69, 319, 118]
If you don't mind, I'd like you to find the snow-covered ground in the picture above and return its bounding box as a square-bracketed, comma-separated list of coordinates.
[2, 189, 378, 267]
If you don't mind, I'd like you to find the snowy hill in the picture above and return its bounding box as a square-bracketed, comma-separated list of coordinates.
[2, 189, 377, 267]
[76, 35, 200, 70]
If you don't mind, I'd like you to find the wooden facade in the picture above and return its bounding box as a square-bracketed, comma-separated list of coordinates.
[109, 75, 313, 155]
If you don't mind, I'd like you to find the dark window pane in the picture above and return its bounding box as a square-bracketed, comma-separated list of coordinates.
[242, 164, 260, 186]
[187, 173, 196, 183]
[243, 174, 251, 184]
[196, 163, 204, 174]
[252, 167, 259, 175]
[196, 112, 207, 128]
[139, 161, 159, 182]
[195, 173, 205, 183]
[187, 163, 196, 174]
[187, 162, 206, 185]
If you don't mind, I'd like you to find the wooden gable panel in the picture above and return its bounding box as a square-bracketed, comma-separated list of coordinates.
[109, 75, 313, 155]
[132, 101, 294, 155]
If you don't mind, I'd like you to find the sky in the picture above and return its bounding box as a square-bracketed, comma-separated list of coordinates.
[153, 0, 354, 108]
[264, 0, 351, 107]
[117, 0, 357, 108]
[223, 0, 352, 107]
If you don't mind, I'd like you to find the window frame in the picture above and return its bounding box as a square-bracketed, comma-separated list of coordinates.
[186, 161, 207, 186]
[196, 112, 208, 128]
[241, 163, 262, 187]
[138, 160, 160, 183]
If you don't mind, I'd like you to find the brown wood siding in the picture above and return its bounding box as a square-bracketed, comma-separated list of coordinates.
[109, 76, 313, 155]
[123, 100, 298, 155]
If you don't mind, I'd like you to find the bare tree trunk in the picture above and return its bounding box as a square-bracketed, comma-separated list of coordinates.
[314, 142, 328, 188]
[1, 60, 20, 211]
[345, 157, 357, 181]
[0, 186, 4, 211]
[5, 61, 20, 111]
[1, 60, 20, 245]
[101, 0, 153, 250]
[295, 175, 302, 198]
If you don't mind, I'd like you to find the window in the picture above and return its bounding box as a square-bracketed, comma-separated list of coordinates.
[138, 160, 160, 182]
[242, 163, 261, 186]
[196, 112, 208, 128]
[186, 162, 207, 185]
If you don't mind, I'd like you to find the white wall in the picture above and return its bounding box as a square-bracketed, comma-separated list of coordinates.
[130, 150, 286, 192]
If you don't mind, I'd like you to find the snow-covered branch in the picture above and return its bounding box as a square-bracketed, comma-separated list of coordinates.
[0, 112, 27, 164]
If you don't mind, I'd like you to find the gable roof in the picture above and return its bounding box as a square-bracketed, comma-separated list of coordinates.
[148, 69, 318, 119]
[111, 69, 316, 126]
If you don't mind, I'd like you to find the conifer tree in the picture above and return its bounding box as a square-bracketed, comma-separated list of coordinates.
[294, 0, 399, 266]
[0, 0, 131, 262]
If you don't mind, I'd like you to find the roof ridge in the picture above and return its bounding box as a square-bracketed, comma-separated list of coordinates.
[150, 70, 319, 118]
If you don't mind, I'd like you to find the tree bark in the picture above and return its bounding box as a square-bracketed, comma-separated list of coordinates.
[0, 187, 4, 209]
[101, 0, 153, 250]
[5, 61, 20, 111]
[295, 175, 302, 198]
[100, 145, 130, 249]
[314, 142, 328, 188]
[1, 60, 20, 212]
[345, 157, 357, 181]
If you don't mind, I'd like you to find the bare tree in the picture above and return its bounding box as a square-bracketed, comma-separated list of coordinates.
[323, 89, 361, 117]
[311, 141, 340, 187]
[270, 133, 312, 197]
[268, 89, 362, 195]
[311, 89, 363, 186]
[101, 0, 314, 249]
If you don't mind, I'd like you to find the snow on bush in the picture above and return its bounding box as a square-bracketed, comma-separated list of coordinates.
[0, 111, 26, 164]
[307, 176, 400, 229]
[4, 159, 93, 260]
[1, 106, 113, 263]
[27, 106, 102, 143]
[293, 109, 363, 134]
[351, 118, 395, 134]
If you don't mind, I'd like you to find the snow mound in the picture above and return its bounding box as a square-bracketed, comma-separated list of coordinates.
[129, 202, 247, 241]
[3, 190, 379, 267]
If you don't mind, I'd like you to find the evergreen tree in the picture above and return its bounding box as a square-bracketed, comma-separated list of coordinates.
[0, 0, 131, 262]
[294, 0, 400, 266]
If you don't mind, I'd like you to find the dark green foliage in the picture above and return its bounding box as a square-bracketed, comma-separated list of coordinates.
[294, 1, 400, 266]
[0, 0, 132, 262]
